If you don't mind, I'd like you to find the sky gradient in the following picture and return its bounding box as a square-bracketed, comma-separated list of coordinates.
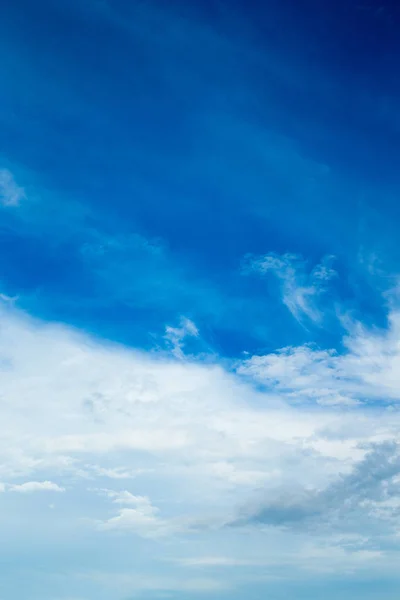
[2, 1, 400, 599]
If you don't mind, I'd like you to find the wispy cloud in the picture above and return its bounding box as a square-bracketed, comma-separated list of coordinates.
[0, 168, 25, 207]
[174, 556, 267, 567]
[238, 309, 400, 405]
[173, 546, 383, 574]
[78, 570, 229, 594]
[85, 465, 150, 480]
[164, 316, 199, 358]
[243, 252, 336, 323]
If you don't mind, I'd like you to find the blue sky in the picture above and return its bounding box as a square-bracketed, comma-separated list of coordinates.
[2, 1, 400, 599]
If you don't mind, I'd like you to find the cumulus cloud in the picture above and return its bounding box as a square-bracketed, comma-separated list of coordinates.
[243, 252, 336, 323]
[8, 481, 65, 493]
[238, 310, 400, 405]
[0, 168, 25, 207]
[1, 298, 400, 575]
[95, 488, 211, 537]
[97, 493, 164, 536]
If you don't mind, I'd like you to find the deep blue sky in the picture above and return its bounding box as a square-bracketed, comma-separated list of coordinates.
[2, 0, 400, 354]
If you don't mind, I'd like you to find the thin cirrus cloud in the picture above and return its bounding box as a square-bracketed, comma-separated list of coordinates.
[0, 168, 25, 207]
[164, 316, 199, 359]
[243, 252, 337, 324]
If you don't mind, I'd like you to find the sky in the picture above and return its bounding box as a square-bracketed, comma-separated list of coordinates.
[1, 0, 400, 598]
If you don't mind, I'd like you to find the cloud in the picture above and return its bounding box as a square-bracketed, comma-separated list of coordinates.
[174, 546, 383, 573]
[243, 252, 336, 323]
[2, 297, 400, 579]
[164, 316, 199, 358]
[97, 493, 164, 536]
[2, 0, 400, 594]
[97, 489, 154, 507]
[95, 488, 208, 537]
[238, 309, 400, 405]
[0, 168, 25, 207]
[8, 481, 65, 493]
[86, 465, 150, 480]
[238, 344, 356, 406]
[232, 442, 400, 535]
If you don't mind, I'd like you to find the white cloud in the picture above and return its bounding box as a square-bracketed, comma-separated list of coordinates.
[2, 299, 400, 574]
[97, 488, 153, 506]
[238, 310, 400, 406]
[95, 489, 204, 537]
[98, 507, 163, 536]
[9, 481, 65, 493]
[98, 494, 162, 535]
[243, 252, 336, 323]
[0, 168, 25, 207]
[164, 316, 199, 358]
[87, 465, 150, 479]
